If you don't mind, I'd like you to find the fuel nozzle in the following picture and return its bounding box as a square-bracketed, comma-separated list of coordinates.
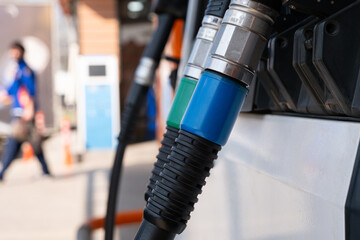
[144, 0, 229, 202]
[104, 1, 189, 239]
[136, 1, 280, 239]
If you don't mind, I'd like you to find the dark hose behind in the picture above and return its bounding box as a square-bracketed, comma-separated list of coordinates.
[104, 14, 176, 240]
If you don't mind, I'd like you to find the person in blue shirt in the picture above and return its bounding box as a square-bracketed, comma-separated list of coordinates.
[0, 42, 51, 181]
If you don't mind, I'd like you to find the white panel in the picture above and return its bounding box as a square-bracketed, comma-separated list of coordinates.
[179, 114, 360, 240]
[77, 55, 120, 150]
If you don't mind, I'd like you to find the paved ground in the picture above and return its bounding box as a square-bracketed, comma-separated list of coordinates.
[0, 133, 157, 240]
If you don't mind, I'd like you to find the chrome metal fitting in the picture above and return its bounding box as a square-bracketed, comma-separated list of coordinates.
[134, 57, 158, 86]
[205, 0, 278, 86]
[183, 15, 222, 80]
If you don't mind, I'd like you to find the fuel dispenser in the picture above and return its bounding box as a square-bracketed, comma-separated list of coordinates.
[101, 0, 360, 239]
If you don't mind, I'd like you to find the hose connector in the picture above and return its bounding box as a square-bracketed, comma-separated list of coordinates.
[134, 57, 158, 86]
[205, 0, 279, 86]
[183, 15, 222, 80]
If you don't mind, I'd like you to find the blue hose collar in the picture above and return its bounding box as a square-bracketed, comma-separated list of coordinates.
[181, 71, 248, 146]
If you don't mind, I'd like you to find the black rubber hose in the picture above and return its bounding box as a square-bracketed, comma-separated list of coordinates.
[152, 0, 189, 19]
[104, 12, 176, 240]
[142, 14, 176, 63]
[145, 126, 179, 201]
[135, 219, 176, 240]
[105, 83, 149, 240]
[136, 130, 221, 239]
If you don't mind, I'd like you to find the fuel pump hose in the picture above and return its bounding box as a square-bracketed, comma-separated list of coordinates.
[145, 0, 231, 202]
[136, 1, 281, 239]
[104, 13, 176, 240]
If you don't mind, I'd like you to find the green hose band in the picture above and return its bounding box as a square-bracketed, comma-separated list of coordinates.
[167, 77, 198, 129]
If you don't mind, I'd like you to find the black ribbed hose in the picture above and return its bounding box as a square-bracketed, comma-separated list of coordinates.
[145, 126, 179, 201]
[135, 130, 221, 239]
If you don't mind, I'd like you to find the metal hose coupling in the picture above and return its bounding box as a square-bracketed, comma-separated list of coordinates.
[183, 15, 222, 80]
[134, 57, 158, 86]
[205, 0, 279, 86]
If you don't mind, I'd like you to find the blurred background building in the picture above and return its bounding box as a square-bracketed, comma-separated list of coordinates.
[0, 0, 166, 151]
[0, 0, 163, 239]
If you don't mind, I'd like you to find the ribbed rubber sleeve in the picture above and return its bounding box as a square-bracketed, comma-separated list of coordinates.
[145, 126, 179, 201]
[143, 130, 221, 234]
[205, 0, 231, 18]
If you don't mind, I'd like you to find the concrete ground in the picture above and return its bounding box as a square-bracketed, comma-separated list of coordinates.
[0, 133, 157, 240]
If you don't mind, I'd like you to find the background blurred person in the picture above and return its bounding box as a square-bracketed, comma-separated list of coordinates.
[0, 42, 51, 181]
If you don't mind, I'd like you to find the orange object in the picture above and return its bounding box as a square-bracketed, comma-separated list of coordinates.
[61, 117, 73, 166]
[22, 142, 34, 162]
[64, 145, 73, 166]
[88, 209, 143, 231]
[172, 19, 184, 60]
